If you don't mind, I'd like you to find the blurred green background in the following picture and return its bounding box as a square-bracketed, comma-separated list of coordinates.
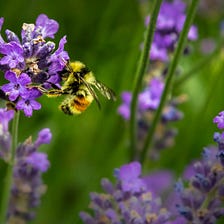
[0, 0, 224, 223]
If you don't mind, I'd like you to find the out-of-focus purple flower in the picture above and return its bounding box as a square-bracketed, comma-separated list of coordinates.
[162, 106, 184, 122]
[26, 151, 49, 172]
[143, 170, 173, 197]
[35, 128, 52, 147]
[80, 162, 173, 224]
[150, 43, 169, 61]
[213, 132, 224, 151]
[8, 128, 51, 223]
[117, 91, 132, 120]
[146, 0, 198, 62]
[118, 78, 164, 121]
[118, 76, 183, 158]
[175, 118, 224, 224]
[139, 78, 164, 111]
[0, 107, 14, 132]
[200, 38, 216, 54]
[0, 107, 14, 161]
[0, 14, 69, 117]
[117, 161, 146, 193]
[213, 111, 224, 129]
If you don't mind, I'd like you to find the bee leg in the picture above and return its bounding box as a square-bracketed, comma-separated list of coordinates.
[45, 89, 64, 97]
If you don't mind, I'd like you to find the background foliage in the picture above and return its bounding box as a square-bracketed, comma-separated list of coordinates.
[0, 0, 223, 223]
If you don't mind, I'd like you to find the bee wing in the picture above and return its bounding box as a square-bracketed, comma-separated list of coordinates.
[94, 80, 116, 101]
[79, 76, 101, 109]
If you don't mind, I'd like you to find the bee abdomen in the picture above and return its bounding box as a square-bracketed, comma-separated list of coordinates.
[59, 95, 93, 115]
[59, 103, 73, 115]
[73, 97, 91, 113]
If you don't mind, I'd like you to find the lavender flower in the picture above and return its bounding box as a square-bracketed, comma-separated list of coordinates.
[0, 14, 69, 117]
[213, 111, 224, 129]
[80, 161, 177, 224]
[1, 71, 31, 101]
[7, 128, 51, 223]
[0, 107, 14, 161]
[174, 112, 224, 224]
[146, 0, 198, 62]
[117, 0, 196, 158]
[118, 77, 164, 120]
[117, 161, 146, 193]
[118, 76, 184, 158]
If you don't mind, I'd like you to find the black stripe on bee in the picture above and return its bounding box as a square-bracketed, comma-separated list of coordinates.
[76, 67, 90, 77]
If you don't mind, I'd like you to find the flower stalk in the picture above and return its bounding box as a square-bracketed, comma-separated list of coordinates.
[175, 38, 224, 88]
[130, 0, 163, 160]
[0, 111, 20, 223]
[140, 0, 200, 165]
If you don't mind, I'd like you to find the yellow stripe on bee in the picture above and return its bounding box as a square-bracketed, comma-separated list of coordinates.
[70, 61, 85, 71]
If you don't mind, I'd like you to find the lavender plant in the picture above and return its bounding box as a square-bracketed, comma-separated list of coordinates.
[118, 0, 198, 161]
[1, 0, 223, 223]
[80, 112, 224, 224]
[0, 14, 68, 223]
[173, 111, 224, 223]
[0, 14, 69, 117]
[0, 108, 51, 223]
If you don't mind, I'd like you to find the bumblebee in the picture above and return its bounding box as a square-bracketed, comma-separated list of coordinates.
[39, 61, 116, 115]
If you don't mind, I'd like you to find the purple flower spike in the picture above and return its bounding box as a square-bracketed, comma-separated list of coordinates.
[214, 111, 224, 129]
[35, 128, 52, 147]
[118, 161, 146, 193]
[26, 151, 50, 172]
[80, 162, 172, 224]
[9, 131, 51, 222]
[35, 14, 59, 39]
[1, 71, 31, 101]
[117, 92, 132, 120]
[143, 170, 173, 197]
[139, 77, 164, 111]
[0, 14, 69, 116]
[0, 108, 14, 132]
[145, 0, 197, 62]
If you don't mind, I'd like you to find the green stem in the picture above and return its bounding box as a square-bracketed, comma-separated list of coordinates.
[130, 0, 163, 160]
[200, 178, 224, 211]
[0, 111, 20, 223]
[140, 0, 200, 165]
[174, 38, 224, 88]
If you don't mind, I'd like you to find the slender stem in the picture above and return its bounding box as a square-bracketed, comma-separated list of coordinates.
[129, 0, 163, 160]
[140, 0, 200, 164]
[0, 111, 20, 223]
[174, 38, 224, 88]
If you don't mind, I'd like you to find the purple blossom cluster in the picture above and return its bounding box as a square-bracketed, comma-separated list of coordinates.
[0, 14, 69, 117]
[118, 75, 184, 158]
[0, 107, 14, 161]
[117, 0, 198, 157]
[173, 111, 224, 223]
[80, 111, 224, 224]
[80, 162, 177, 224]
[146, 0, 198, 62]
[0, 107, 51, 223]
